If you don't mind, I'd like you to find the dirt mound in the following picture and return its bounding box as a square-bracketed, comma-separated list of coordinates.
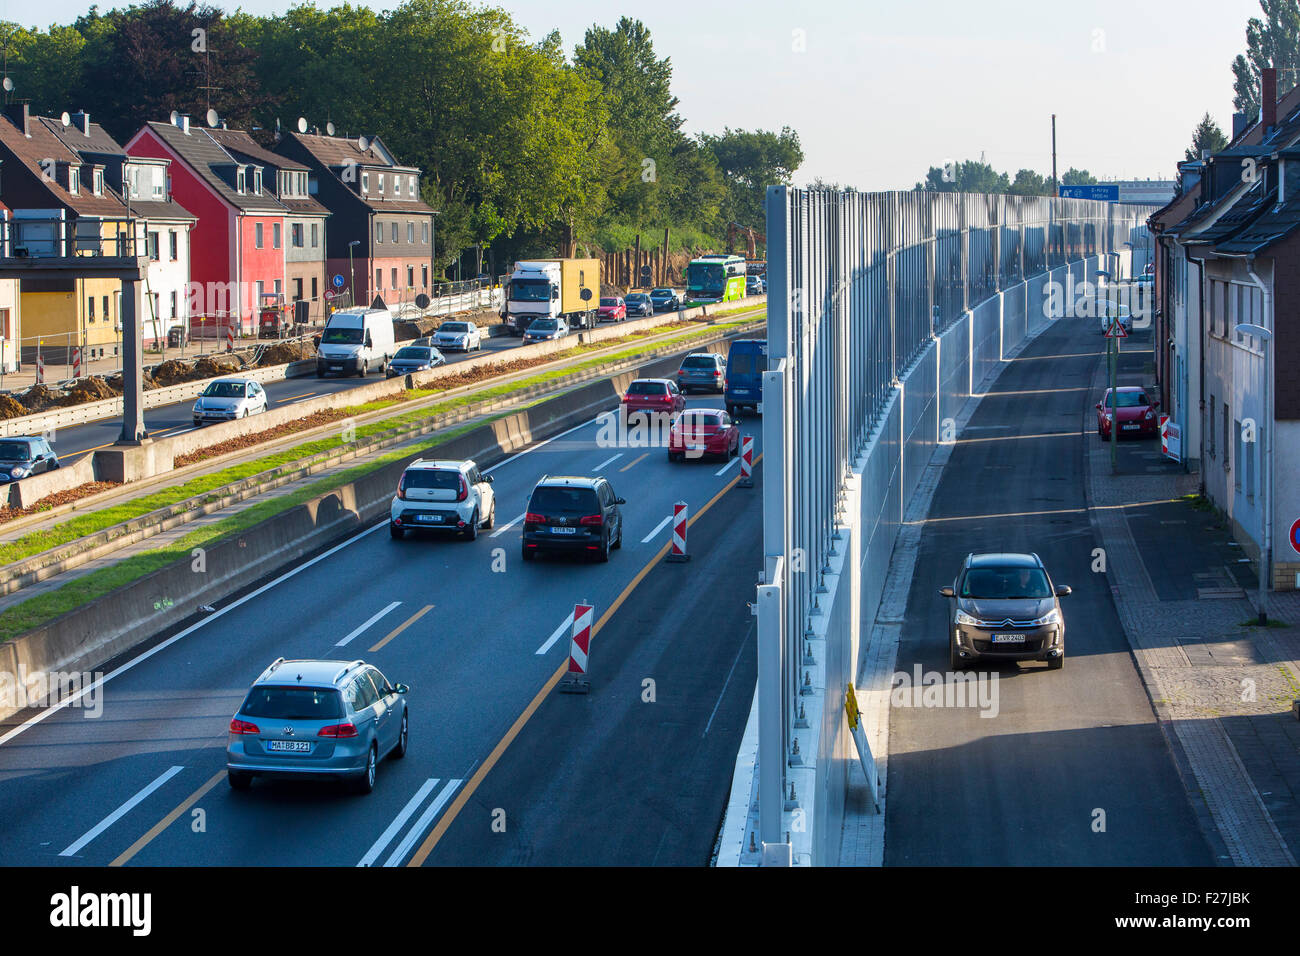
[64, 377, 119, 403]
[19, 384, 60, 413]
[192, 355, 242, 380]
[0, 395, 26, 420]
[150, 359, 192, 386]
[258, 342, 311, 365]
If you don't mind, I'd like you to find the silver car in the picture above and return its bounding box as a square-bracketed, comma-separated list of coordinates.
[227, 658, 409, 794]
[386, 344, 446, 377]
[192, 378, 268, 426]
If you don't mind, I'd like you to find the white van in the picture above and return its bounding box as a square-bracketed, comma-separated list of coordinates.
[317, 307, 396, 377]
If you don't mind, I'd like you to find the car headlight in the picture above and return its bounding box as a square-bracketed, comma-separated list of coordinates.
[1028, 608, 1061, 627]
[955, 610, 980, 626]
[10, 466, 30, 478]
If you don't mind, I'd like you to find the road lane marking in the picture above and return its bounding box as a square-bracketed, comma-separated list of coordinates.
[490, 512, 524, 538]
[369, 604, 433, 652]
[0, 523, 390, 749]
[283, 391, 315, 401]
[715, 455, 741, 476]
[110, 770, 224, 867]
[384, 778, 461, 866]
[593, 453, 622, 471]
[620, 452, 649, 472]
[641, 513, 673, 544]
[407, 454, 762, 866]
[703, 628, 750, 738]
[535, 612, 576, 655]
[357, 777, 440, 867]
[336, 602, 402, 647]
[60, 766, 185, 858]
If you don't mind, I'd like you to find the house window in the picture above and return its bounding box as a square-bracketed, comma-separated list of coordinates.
[375, 268, 382, 290]
[104, 295, 110, 322]
[147, 231, 160, 260]
[376, 222, 383, 244]
[294, 277, 303, 301]
[311, 277, 318, 300]
[407, 222, 414, 243]
[378, 174, 385, 194]
[299, 172, 307, 193]
[422, 264, 428, 288]
[391, 223, 398, 243]
[273, 223, 282, 249]
[170, 290, 177, 318]
[409, 177, 415, 198]
[391, 267, 398, 288]
[310, 223, 319, 247]
[1209, 395, 1216, 457]
[255, 222, 264, 249]
[93, 168, 103, 196]
[1223, 402, 1231, 472]
[361, 172, 369, 193]
[169, 230, 178, 260]
[292, 223, 304, 248]
[407, 266, 414, 288]
[0, 308, 9, 341]
[253, 169, 263, 195]
[237, 169, 246, 194]
[88, 296, 96, 321]
[308, 175, 318, 195]
[422, 222, 429, 244]
[68, 167, 79, 195]
[274, 278, 282, 296]
[255, 280, 264, 307]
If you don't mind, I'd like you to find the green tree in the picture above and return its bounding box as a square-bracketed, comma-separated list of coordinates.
[1007, 168, 1051, 196]
[1184, 113, 1229, 162]
[915, 159, 1011, 194]
[702, 126, 804, 231]
[1231, 0, 1300, 117]
[1061, 167, 1098, 186]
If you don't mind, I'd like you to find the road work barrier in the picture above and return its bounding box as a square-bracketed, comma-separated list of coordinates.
[740, 436, 754, 488]
[666, 501, 689, 562]
[559, 603, 595, 694]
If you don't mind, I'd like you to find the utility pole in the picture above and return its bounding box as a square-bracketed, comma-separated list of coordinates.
[1051, 114, 1058, 195]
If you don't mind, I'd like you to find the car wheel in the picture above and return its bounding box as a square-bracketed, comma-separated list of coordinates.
[483, 501, 495, 530]
[227, 770, 253, 791]
[1100, 429, 1110, 442]
[464, 509, 479, 541]
[598, 533, 611, 563]
[391, 712, 408, 759]
[949, 640, 965, 672]
[1048, 651, 1064, 671]
[316, 369, 325, 379]
[354, 745, 377, 794]
[613, 525, 623, 549]
[390, 523, 404, 540]
[668, 450, 681, 462]
[730, 437, 739, 458]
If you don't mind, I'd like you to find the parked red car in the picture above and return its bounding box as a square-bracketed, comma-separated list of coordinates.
[1096, 386, 1159, 440]
[597, 297, 627, 322]
[621, 378, 685, 423]
[667, 408, 740, 462]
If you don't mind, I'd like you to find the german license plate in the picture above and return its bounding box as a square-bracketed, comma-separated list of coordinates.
[991, 634, 1026, 644]
[1122, 424, 1140, 431]
[267, 740, 311, 753]
[551, 527, 577, 535]
[415, 514, 441, 523]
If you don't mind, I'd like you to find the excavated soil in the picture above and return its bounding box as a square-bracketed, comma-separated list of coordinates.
[0, 481, 121, 525]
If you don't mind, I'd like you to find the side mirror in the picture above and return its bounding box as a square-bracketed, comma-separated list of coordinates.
[939, 586, 955, 598]
[1095, 402, 1102, 410]
[615, 497, 626, 505]
[34, 454, 46, 462]
[393, 683, 409, 694]
[484, 474, 495, 484]
[1055, 585, 1072, 597]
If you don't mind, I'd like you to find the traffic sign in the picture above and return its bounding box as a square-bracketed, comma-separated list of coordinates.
[324, 290, 336, 300]
[1059, 183, 1120, 202]
[332, 273, 345, 289]
[1289, 518, 1300, 556]
[1104, 318, 1128, 338]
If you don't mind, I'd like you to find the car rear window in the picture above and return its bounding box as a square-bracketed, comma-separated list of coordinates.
[403, 468, 461, 490]
[241, 686, 343, 720]
[627, 381, 667, 394]
[681, 355, 716, 368]
[678, 411, 721, 427]
[529, 486, 599, 514]
[960, 568, 1052, 600]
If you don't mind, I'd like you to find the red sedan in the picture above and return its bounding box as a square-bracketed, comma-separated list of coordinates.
[1096, 386, 1160, 440]
[668, 409, 740, 462]
[621, 379, 685, 424]
[597, 297, 627, 322]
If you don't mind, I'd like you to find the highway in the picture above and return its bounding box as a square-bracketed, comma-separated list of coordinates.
[0, 393, 763, 866]
[882, 316, 1214, 865]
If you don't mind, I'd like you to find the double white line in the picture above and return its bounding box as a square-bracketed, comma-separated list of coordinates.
[357, 777, 463, 867]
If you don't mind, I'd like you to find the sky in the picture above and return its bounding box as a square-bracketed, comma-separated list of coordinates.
[0, 0, 1269, 190]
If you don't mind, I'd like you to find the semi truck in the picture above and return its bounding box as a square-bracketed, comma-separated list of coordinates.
[501, 258, 600, 335]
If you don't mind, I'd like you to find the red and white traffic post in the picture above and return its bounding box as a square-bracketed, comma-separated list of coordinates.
[225, 322, 235, 351]
[72, 346, 82, 379]
[35, 345, 44, 385]
[559, 602, 595, 694]
[739, 435, 754, 487]
[666, 501, 690, 563]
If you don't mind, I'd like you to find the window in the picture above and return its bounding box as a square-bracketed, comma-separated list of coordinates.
[407, 266, 414, 288]
[253, 169, 263, 195]
[255, 222, 264, 249]
[375, 268, 382, 290]
[0, 309, 9, 341]
[169, 231, 177, 261]
[93, 168, 103, 196]
[88, 296, 96, 321]
[376, 222, 383, 244]
[68, 167, 79, 195]
[104, 295, 110, 322]
[378, 173, 385, 194]
[311, 277, 318, 300]
[273, 223, 282, 249]
[298, 172, 307, 194]
[293, 277, 303, 301]
[170, 290, 177, 318]
[409, 177, 416, 198]
[292, 223, 304, 248]
[422, 222, 429, 244]
[391, 267, 398, 288]
[236, 169, 245, 194]
[255, 280, 264, 305]
[308, 175, 317, 195]
[1208, 395, 1216, 457]
[422, 265, 428, 288]
[361, 172, 369, 193]
[274, 279, 282, 296]
[407, 222, 414, 243]
[391, 223, 398, 243]
[147, 231, 160, 261]
[1223, 402, 1231, 471]
[310, 223, 318, 248]
[1234, 421, 1242, 490]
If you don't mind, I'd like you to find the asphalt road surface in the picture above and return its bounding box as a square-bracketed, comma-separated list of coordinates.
[0, 392, 762, 866]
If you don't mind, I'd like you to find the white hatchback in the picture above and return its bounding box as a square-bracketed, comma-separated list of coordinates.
[192, 378, 269, 426]
[390, 458, 496, 540]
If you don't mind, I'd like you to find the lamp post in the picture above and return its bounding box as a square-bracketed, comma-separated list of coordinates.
[430, 210, 442, 306]
[1235, 322, 1273, 626]
[347, 240, 360, 308]
[1097, 269, 1118, 473]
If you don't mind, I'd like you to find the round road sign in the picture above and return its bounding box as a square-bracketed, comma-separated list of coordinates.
[1290, 518, 1300, 556]
[332, 273, 346, 289]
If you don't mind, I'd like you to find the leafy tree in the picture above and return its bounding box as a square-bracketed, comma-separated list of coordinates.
[1007, 168, 1051, 196]
[702, 126, 803, 231]
[1231, 0, 1300, 117]
[1061, 167, 1098, 186]
[915, 159, 1010, 194]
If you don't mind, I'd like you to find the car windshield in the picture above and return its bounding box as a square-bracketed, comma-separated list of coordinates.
[394, 347, 432, 360]
[600, 298, 618, 306]
[681, 355, 716, 368]
[652, 289, 673, 296]
[627, 381, 667, 394]
[530, 486, 599, 514]
[960, 567, 1053, 599]
[511, 279, 552, 302]
[0, 441, 32, 460]
[440, 323, 469, 333]
[321, 327, 363, 344]
[529, 319, 557, 331]
[202, 381, 246, 398]
[627, 295, 647, 302]
[403, 469, 460, 490]
[241, 686, 343, 720]
[1108, 391, 1149, 407]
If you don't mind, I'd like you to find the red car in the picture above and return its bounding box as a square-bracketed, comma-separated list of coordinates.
[668, 409, 740, 462]
[597, 297, 627, 322]
[1096, 386, 1159, 440]
[621, 378, 685, 423]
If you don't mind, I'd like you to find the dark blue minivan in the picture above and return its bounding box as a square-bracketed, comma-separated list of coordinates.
[725, 339, 767, 418]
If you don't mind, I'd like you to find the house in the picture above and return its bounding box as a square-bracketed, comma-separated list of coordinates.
[40, 111, 196, 349]
[0, 104, 131, 363]
[274, 130, 435, 307]
[205, 127, 329, 327]
[1150, 67, 1300, 592]
[0, 205, 21, 373]
[126, 113, 288, 340]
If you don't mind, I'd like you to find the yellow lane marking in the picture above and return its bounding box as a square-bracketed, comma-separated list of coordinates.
[284, 392, 315, 401]
[406, 453, 762, 866]
[110, 769, 224, 867]
[619, 452, 649, 472]
[370, 604, 434, 653]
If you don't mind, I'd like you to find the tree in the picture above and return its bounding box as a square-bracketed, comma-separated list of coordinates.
[1007, 168, 1051, 196]
[1184, 113, 1228, 162]
[702, 127, 804, 232]
[1061, 168, 1098, 186]
[1231, 0, 1300, 117]
[915, 159, 1010, 194]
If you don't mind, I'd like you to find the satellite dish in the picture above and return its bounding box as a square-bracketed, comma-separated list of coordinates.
[206, 108, 219, 127]
[60, 111, 71, 127]
[297, 116, 308, 134]
[358, 135, 370, 153]
[169, 110, 179, 126]
[326, 121, 335, 137]
[2, 77, 12, 92]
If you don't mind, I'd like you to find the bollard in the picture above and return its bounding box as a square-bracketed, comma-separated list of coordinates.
[739, 435, 754, 487]
[666, 501, 690, 562]
[558, 602, 595, 694]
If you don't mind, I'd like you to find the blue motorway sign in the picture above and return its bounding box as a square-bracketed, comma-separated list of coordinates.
[1058, 184, 1120, 202]
[332, 273, 346, 289]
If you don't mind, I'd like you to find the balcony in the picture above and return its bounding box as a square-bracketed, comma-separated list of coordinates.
[0, 217, 149, 280]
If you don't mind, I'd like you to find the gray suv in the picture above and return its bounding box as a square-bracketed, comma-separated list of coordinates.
[940, 552, 1071, 670]
[226, 658, 409, 794]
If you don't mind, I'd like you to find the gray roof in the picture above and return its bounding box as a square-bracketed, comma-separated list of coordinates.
[141, 121, 287, 214]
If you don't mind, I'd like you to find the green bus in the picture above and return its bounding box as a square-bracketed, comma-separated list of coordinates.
[685, 254, 747, 304]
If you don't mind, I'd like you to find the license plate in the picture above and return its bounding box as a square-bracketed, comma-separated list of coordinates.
[267, 740, 311, 753]
[1122, 424, 1140, 431]
[991, 634, 1026, 644]
[414, 514, 441, 523]
[551, 527, 577, 535]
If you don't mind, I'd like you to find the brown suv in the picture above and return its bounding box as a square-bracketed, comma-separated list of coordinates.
[940, 552, 1071, 670]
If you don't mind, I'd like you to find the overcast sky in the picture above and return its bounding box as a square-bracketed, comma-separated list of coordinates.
[1, 0, 1267, 189]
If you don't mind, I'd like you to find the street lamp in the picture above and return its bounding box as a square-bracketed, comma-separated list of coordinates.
[347, 240, 360, 308]
[1235, 321, 1273, 626]
[1097, 269, 1119, 474]
[430, 210, 441, 299]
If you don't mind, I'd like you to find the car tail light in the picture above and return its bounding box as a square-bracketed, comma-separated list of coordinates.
[525, 512, 545, 524]
[397, 474, 407, 500]
[456, 474, 469, 502]
[580, 513, 604, 526]
[230, 718, 259, 735]
[318, 723, 358, 738]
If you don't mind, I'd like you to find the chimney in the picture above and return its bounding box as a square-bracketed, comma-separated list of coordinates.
[175, 113, 190, 134]
[1263, 67, 1277, 131]
[72, 111, 90, 136]
[1233, 111, 1248, 139]
[3, 103, 29, 136]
